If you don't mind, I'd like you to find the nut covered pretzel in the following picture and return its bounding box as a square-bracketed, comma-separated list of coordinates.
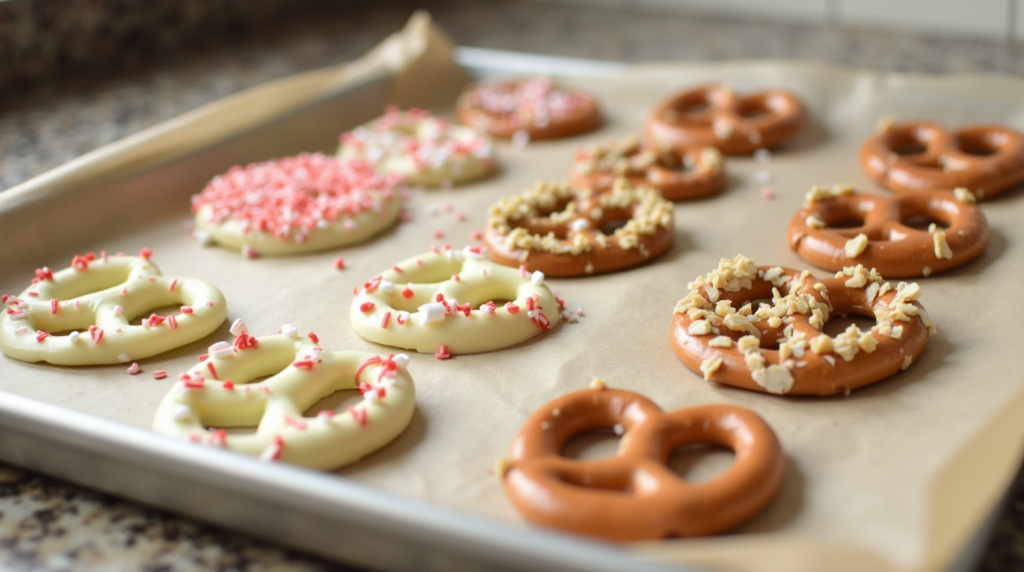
[571, 135, 726, 201]
[860, 120, 1024, 199]
[670, 256, 934, 396]
[152, 325, 415, 471]
[1, 251, 227, 365]
[788, 185, 989, 278]
[646, 84, 807, 155]
[484, 180, 674, 277]
[351, 245, 561, 355]
[456, 76, 602, 140]
[192, 153, 404, 256]
[337, 106, 497, 187]
[501, 381, 785, 541]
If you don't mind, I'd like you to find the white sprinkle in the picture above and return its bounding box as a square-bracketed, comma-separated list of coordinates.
[393, 354, 410, 368]
[417, 302, 447, 324]
[570, 218, 590, 232]
[209, 341, 233, 359]
[752, 170, 772, 184]
[117, 353, 131, 363]
[194, 230, 213, 246]
[379, 280, 395, 293]
[68, 331, 80, 343]
[754, 148, 772, 163]
[613, 423, 625, 436]
[396, 311, 411, 324]
[530, 271, 545, 285]
[114, 305, 124, 316]
[258, 443, 282, 462]
[281, 324, 299, 339]
[126, 362, 141, 375]
[230, 319, 248, 336]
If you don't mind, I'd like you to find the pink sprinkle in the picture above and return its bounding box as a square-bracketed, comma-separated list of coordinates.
[435, 344, 451, 360]
[35, 267, 54, 282]
[182, 375, 205, 389]
[380, 311, 391, 329]
[442, 202, 454, 214]
[432, 230, 444, 239]
[198, 354, 209, 362]
[284, 416, 308, 430]
[416, 259, 423, 266]
[153, 370, 168, 380]
[169, 279, 178, 292]
[89, 325, 104, 343]
[168, 315, 178, 330]
[396, 313, 407, 325]
[181, 306, 194, 315]
[308, 332, 320, 344]
[36, 331, 50, 343]
[402, 287, 414, 299]
[140, 247, 153, 260]
[27, 291, 38, 297]
[760, 187, 775, 200]
[360, 302, 376, 313]
[334, 257, 346, 270]
[120, 287, 128, 297]
[348, 407, 368, 427]
[454, 211, 466, 222]
[392, 265, 404, 273]
[452, 274, 461, 282]
[470, 229, 483, 241]
[50, 299, 59, 315]
[399, 212, 413, 223]
[222, 380, 235, 390]
[206, 361, 218, 379]
[519, 265, 530, 278]
[127, 362, 141, 375]
[293, 359, 317, 370]
[505, 302, 520, 314]
[242, 246, 259, 259]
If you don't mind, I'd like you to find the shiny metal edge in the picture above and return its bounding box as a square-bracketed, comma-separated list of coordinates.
[454, 46, 629, 77]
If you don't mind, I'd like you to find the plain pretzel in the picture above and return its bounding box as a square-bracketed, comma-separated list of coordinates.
[152, 325, 415, 470]
[860, 120, 1024, 199]
[502, 383, 784, 541]
[1, 251, 226, 365]
[645, 84, 807, 155]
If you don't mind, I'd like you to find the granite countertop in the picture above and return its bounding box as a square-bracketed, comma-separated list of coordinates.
[2, 1, 1024, 570]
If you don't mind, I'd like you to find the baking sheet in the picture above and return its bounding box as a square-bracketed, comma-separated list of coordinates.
[3, 12, 1024, 572]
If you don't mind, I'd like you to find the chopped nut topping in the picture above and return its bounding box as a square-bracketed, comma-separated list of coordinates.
[590, 377, 607, 390]
[709, 336, 733, 348]
[876, 115, 895, 133]
[806, 183, 855, 203]
[806, 215, 826, 229]
[901, 355, 913, 370]
[953, 187, 976, 204]
[700, 357, 723, 380]
[688, 320, 712, 335]
[845, 233, 869, 258]
[933, 230, 953, 260]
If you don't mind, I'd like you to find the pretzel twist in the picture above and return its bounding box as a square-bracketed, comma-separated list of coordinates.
[351, 246, 561, 355]
[502, 383, 784, 541]
[456, 77, 602, 140]
[152, 327, 415, 470]
[1, 252, 226, 365]
[484, 180, 674, 277]
[646, 84, 807, 155]
[670, 256, 934, 396]
[788, 185, 989, 277]
[860, 120, 1024, 199]
[571, 136, 726, 200]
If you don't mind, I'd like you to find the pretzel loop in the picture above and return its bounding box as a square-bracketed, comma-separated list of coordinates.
[670, 256, 934, 396]
[1, 254, 227, 365]
[571, 136, 726, 200]
[788, 187, 989, 277]
[351, 246, 561, 354]
[645, 84, 807, 155]
[504, 386, 784, 541]
[152, 330, 415, 470]
[860, 121, 1024, 198]
[456, 77, 602, 140]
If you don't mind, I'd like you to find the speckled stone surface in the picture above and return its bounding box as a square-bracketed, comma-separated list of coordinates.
[2, 1, 1024, 570]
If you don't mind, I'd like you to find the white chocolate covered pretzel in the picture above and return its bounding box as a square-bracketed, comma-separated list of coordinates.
[351, 245, 561, 355]
[1, 251, 227, 365]
[192, 153, 405, 256]
[152, 324, 416, 470]
[338, 106, 497, 187]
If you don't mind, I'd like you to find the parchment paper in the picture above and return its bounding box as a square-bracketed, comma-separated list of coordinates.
[3, 13, 1024, 572]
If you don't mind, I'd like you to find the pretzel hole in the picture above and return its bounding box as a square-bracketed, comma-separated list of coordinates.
[561, 428, 620, 460]
[598, 219, 630, 235]
[823, 216, 865, 230]
[128, 304, 181, 326]
[47, 265, 134, 300]
[667, 444, 736, 483]
[308, 388, 365, 416]
[885, 130, 929, 156]
[822, 314, 876, 338]
[736, 98, 771, 120]
[955, 133, 1000, 157]
[901, 215, 948, 232]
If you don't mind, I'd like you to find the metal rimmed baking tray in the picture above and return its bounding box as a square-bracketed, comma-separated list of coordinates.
[3, 13, 1024, 572]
